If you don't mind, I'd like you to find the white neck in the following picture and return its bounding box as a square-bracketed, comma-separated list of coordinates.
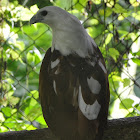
[51, 24, 94, 57]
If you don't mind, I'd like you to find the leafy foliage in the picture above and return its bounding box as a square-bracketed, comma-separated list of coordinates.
[0, 0, 140, 132]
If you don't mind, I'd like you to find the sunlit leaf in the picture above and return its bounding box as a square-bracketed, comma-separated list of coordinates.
[99, 7, 112, 17]
[9, 96, 20, 106]
[30, 5, 39, 14]
[119, 98, 134, 109]
[134, 104, 140, 115]
[15, 41, 25, 51]
[104, 0, 115, 7]
[1, 107, 12, 117]
[55, 0, 75, 9]
[104, 33, 113, 46]
[123, 78, 130, 87]
[135, 51, 140, 56]
[36, 116, 47, 126]
[0, 112, 5, 122]
[89, 19, 99, 25]
[129, 0, 140, 7]
[87, 26, 103, 38]
[111, 75, 123, 82]
[92, 0, 101, 4]
[18, 6, 33, 21]
[118, 12, 130, 21]
[113, 4, 127, 13]
[31, 90, 39, 99]
[132, 58, 140, 65]
[0, 126, 8, 132]
[1, 23, 10, 39]
[3, 118, 16, 128]
[27, 51, 34, 63]
[34, 51, 42, 65]
[109, 48, 119, 62]
[9, 49, 19, 59]
[26, 124, 37, 130]
[132, 12, 140, 21]
[118, 30, 129, 39]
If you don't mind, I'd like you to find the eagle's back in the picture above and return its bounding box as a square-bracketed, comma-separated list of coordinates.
[39, 47, 110, 140]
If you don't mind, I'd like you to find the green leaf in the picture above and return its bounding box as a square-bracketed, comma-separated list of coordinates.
[30, 4, 39, 13]
[26, 125, 37, 130]
[132, 12, 140, 21]
[15, 41, 25, 51]
[118, 30, 129, 39]
[109, 48, 119, 62]
[134, 104, 140, 115]
[113, 4, 127, 13]
[123, 78, 130, 87]
[0, 126, 8, 132]
[56, 0, 75, 9]
[89, 19, 99, 25]
[31, 90, 39, 99]
[118, 12, 130, 20]
[128, 33, 138, 41]
[129, 0, 140, 7]
[34, 51, 42, 65]
[27, 51, 35, 63]
[19, 6, 34, 21]
[99, 8, 112, 17]
[24, 97, 41, 121]
[27, 49, 42, 65]
[9, 96, 20, 106]
[106, 7, 113, 17]
[2, 107, 12, 117]
[104, 33, 113, 46]
[132, 51, 140, 56]
[1, 0, 9, 7]
[0, 112, 5, 122]
[111, 75, 123, 82]
[119, 98, 134, 109]
[132, 58, 140, 66]
[36, 116, 47, 126]
[88, 26, 103, 38]
[105, 0, 115, 7]
[9, 50, 19, 60]
[92, 0, 101, 4]
[3, 118, 16, 128]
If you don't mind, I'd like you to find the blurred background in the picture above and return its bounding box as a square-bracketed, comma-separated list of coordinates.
[0, 0, 140, 132]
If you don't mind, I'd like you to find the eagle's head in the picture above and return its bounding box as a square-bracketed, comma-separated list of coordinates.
[30, 6, 81, 29]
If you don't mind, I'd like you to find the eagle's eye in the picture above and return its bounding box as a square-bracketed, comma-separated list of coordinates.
[40, 10, 48, 16]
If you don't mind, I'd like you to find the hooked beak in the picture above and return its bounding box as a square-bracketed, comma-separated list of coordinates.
[30, 14, 43, 25]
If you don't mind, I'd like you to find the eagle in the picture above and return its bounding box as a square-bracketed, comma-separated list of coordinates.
[30, 6, 110, 140]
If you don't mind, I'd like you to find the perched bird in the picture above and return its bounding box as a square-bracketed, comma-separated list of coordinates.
[30, 6, 110, 140]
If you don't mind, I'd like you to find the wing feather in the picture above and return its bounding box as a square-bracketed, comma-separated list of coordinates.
[39, 46, 109, 140]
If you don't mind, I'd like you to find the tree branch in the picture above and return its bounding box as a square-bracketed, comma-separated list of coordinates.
[0, 116, 140, 140]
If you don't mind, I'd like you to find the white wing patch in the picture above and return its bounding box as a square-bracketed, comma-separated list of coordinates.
[89, 61, 96, 67]
[98, 60, 107, 74]
[78, 86, 101, 120]
[54, 69, 59, 74]
[53, 80, 57, 95]
[51, 59, 60, 69]
[87, 77, 101, 94]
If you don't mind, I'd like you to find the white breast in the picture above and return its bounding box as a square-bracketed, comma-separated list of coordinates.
[52, 24, 94, 57]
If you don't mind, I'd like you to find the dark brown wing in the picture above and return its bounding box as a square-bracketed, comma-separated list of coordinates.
[39, 47, 110, 140]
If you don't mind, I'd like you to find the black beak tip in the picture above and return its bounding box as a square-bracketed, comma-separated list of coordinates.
[30, 16, 37, 26]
